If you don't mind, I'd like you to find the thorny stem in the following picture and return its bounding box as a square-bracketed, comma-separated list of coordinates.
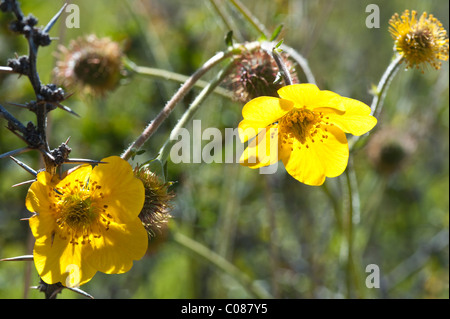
[156, 61, 235, 167]
[121, 42, 260, 161]
[0, 0, 78, 298]
[172, 231, 273, 299]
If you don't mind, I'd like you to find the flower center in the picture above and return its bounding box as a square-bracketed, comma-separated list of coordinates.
[52, 178, 113, 245]
[74, 52, 115, 87]
[279, 108, 330, 149]
[59, 194, 99, 230]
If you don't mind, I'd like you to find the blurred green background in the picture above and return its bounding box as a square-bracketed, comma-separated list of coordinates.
[0, 0, 448, 299]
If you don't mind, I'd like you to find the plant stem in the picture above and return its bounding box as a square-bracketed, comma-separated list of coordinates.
[370, 54, 404, 118]
[172, 231, 273, 299]
[229, 0, 270, 39]
[344, 157, 364, 298]
[269, 44, 293, 86]
[121, 41, 260, 161]
[344, 165, 355, 299]
[278, 43, 317, 85]
[156, 61, 235, 166]
[120, 50, 230, 161]
[125, 59, 233, 99]
[348, 55, 403, 151]
[208, 0, 245, 43]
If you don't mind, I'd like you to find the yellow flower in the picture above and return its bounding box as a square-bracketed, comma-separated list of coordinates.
[389, 10, 449, 71]
[238, 84, 377, 186]
[25, 156, 148, 287]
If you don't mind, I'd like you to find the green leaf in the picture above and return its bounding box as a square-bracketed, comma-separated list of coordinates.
[225, 30, 234, 47]
[275, 39, 284, 49]
[270, 24, 284, 41]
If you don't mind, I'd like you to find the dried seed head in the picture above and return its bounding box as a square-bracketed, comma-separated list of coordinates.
[53, 35, 124, 96]
[134, 166, 174, 237]
[227, 48, 298, 103]
[367, 127, 417, 176]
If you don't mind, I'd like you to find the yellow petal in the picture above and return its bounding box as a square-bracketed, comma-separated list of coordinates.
[321, 97, 377, 136]
[85, 217, 148, 274]
[239, 124, 280, 169]
[239, 96, 293, 142]
[33, 231, 97, 287]
[280, 124, 348, 185]
[277, 84, 345, 112]
[29, 210, 57, 243]
[238, 120, 270, 143]
[90, 156, 145, 223]
[57, 165, 92, 187]
[25, 172, 52, 214]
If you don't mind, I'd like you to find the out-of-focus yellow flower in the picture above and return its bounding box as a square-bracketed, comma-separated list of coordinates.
[389, 10, 449, 71]
[239, 84, 377, 186]
[26, 156, 148, 287]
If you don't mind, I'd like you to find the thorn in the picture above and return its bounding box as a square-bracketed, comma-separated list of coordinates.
[0, 147, 32, 160]
[66, 286, 95, 299]
[62, 92, 75, 101]
[64, 158, 107, 165]
[43, 2, 68, 34]
[41, 150, 56, 161]
[1, 255, 34, 262]
[9, 156, 37, 176]
[54, 102, 80, 117]
[0, 66, 15, 74]
[6, 102, 30, 109]
[12, 179, 36, 187]
[64, 136, 71, 144]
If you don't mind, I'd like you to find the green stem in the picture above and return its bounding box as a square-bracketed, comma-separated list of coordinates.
[370, 55, 404, 118]
[172, 231, 273, 299]
[349, 55, 404, 151]
[156, 61, 235, 166]
[270, 45, 293, 86]
[208, 0, 245, 42]
[344, 157, 365, 298]
[124, 58, 234, 99]
[121, 51, 229, 161]
[278, 43, 317, 85]
[344, 165, 354, 299]
[121, 42, 260, 161]
[321, 180, 343, 232]
[228, 0, 270, 39]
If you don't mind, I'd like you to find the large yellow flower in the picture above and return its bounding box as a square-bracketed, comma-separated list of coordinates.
[239, 84, 377, 186]
[26, 156, 148, 287]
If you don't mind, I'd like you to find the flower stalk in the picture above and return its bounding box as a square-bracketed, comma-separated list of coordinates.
[121, 41, 260, 161]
